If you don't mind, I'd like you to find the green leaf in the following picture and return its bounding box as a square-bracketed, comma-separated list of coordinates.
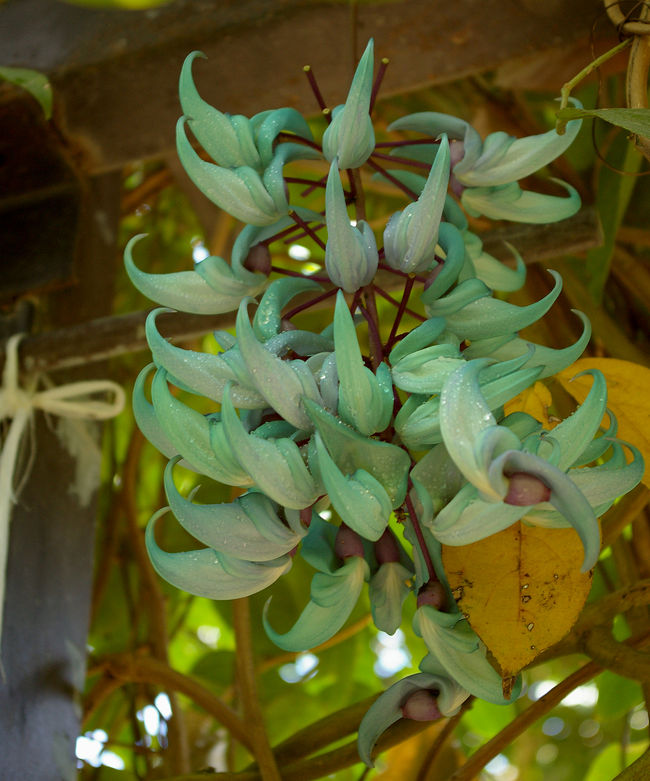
[586, 128, 643, 301]
[595, 670, 643, 720]
[0, 66, 52, 118]
[585, 739, 649, 781]
[556, 107, 650, 138]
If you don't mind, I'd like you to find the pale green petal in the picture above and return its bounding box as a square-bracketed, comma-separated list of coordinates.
[439, 360, 521, 494]
[164, 457, 303, 560]
[179, 51, 259, 169]
[396, 363, 541, 450]
[463, 311, 591, 379]
[222, 389, 318, 509]
[334, 291, 392, 435]
[532, 442, 644, 524]
[387, 112, 482, 168]
[324, 160, 378, 291]
[177, 118, 280, 225]
[383, 135, 450, 273]
[236, 299, 322, 430]
[369, 561, 413, 634]
[391, 344, 463, 394]
[146, 509, 292, 599]
[388, 317, 446, 365]
[432, 485, 527, 544]
[462, 180, 581, 223]
[263, 556, 369, 650]
[150, 368, 249, 484]
[146, 308, 265, 408]
[133, 363, 182, 461]
[253, 277, 322, 340]
[410, 444, 465, 512]
[539, 370, 606, 469]
[424, 278, 490, 318]
[252, 107, 314, 168]
[440, 271, 562, 340]
[457, 112, 582, 186]
[419, 222, 466, 303]
[194, 253, 266, 300]
[322, 39, 375, 169]
[305, 400, 410, 507]
[314, 433, 392, 541]
[262, 141, 321, 211]
[465, 234, 526, 293]
[125, 235, 252, 314]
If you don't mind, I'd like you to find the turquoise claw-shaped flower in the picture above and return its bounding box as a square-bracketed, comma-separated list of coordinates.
[221, 386, 318, 509]
[263, 524, 370, 651]
[357, 668, 468, 766]
[436, 361, 603, 570]
[463, 310, 592, 379]
[146, 308, 266, 408]
[146, 508, 293, 599]
[395, 355, 543, 450]
[313, 432, 392, 541]
[322, 39, 375, 169]
[125, 234, 266, 314]
[235, 298, 323, 430]
[151, 368, 253, 486]
[305, 399, 410, 508]
[427, 269, 562, 338]
[180, 51, 313, 171]
[324, 160, 378, 291]
[388, 105, 581, 186]
[333, 291, 392, 435]
[369, 528, 414, 634]
[414, 605, 520, 704]
[383, 135, 450, 273]
[390, 341, 464, 395]
[388, 108, 582, 222]
[177, 120, 320, 225]
[164, 457, 305, 561]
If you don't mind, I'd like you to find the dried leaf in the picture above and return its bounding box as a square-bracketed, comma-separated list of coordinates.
[557, 358, 650, 487]
[442, 523, 592, 679]
[504, 380, 553, 427]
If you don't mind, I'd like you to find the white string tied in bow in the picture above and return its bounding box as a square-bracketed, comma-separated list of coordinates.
[0, 333, 126, 661]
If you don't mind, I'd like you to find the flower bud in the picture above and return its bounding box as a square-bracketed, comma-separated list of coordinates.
[401, 689, 442, 721]
[243, 243, 272, 275]
[374, 528, 401, 564]
[417, 581, 447, 610]
[335, 523, 366, 560]
[504, 472, 551, 506]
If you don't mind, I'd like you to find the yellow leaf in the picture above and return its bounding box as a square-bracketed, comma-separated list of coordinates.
[504, 381, 554, 427]
[557, 358, 650, 487]
[442, 523, 592, 679]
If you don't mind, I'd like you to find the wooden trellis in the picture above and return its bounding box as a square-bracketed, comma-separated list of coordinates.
[0, 0, 610, 777]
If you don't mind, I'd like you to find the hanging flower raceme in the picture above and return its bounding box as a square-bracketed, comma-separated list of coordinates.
[126, 38, 645, 771]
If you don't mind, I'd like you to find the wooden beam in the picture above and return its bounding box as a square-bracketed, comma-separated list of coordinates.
[1, 0, 605, 171]
[0, 207, 602, 376]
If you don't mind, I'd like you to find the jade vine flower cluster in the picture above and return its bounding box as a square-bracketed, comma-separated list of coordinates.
[126, 40, 644, 766]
